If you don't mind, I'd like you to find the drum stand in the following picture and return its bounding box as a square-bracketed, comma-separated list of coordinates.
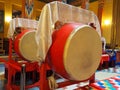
[56, 74, 95, 89]
[0, 38, 95, 90]
[0, 38, 50, 90]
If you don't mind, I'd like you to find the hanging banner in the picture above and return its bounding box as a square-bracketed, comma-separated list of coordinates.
[24, 0, 34, 19]
[81, 0, 89, 9]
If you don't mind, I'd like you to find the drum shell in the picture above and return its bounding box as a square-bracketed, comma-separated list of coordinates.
[48, 23, 102, 81]
[49, 23, 82, 80]
[14, 30, 28, 60]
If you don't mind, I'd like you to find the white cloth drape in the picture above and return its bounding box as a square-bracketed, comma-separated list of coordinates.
[7, 18, 38, 39]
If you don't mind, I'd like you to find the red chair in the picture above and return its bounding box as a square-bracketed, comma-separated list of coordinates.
[98, 54, 110, 70]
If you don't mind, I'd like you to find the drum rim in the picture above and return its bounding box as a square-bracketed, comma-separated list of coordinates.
[63, 25, 102, 81]
[19, 30, 38, 61]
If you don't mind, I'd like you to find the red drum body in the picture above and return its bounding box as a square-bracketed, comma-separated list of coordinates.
[49, 23, 102, 81]
[14, 30, 38, 61]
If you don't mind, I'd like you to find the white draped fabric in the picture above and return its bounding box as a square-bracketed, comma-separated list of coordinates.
[7, 18, 38, 39]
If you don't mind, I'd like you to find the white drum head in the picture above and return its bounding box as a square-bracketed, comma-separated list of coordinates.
[64, 25, 102, 81]
[19, 30, 38, 61]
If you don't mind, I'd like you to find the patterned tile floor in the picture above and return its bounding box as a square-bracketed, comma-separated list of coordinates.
[90, 75, 120, 90]
[0, 64, 120, 90]
[56, 66, 120, 90]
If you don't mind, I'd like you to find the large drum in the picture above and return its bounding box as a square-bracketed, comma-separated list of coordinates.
[49, 23, 102, 81]
[14, 30, 38, 61]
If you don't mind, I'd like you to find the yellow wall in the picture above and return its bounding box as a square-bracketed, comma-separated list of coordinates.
[101, 0, 113, 44]
[89, 0, 113, 44]
[89, 1, 98, 15]
[0, 0, 45, 38]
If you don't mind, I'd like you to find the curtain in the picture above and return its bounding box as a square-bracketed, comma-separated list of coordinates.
[111, 0, 120, 48]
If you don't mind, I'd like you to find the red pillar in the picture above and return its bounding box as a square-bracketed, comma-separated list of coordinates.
[97, 0, 104, 34]
[22, 0, 25, 18]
